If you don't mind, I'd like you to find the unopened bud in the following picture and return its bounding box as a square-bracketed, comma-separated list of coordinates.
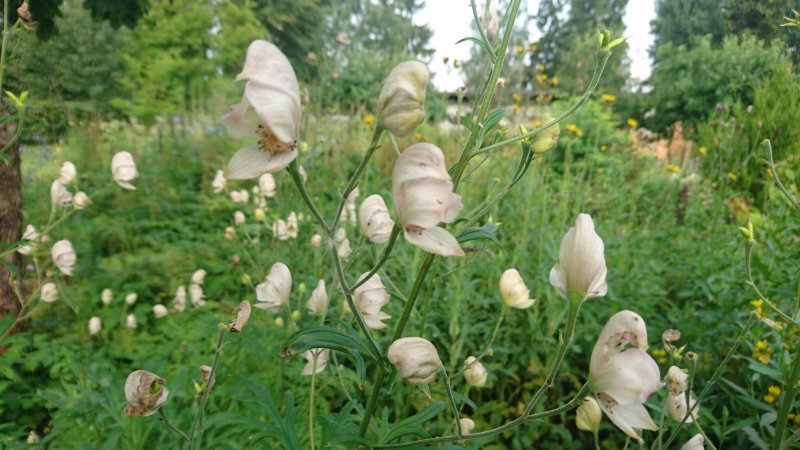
[274, 317, 285, 328]
[531, 119, 559, 153]
[291, 310, 302, 321]
[575, 396, 602, 432]
[377, 61, 429, 137]
[241, 273, 252, 285]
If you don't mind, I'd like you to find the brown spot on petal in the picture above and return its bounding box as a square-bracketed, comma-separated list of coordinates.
[258, 126, 295, 153]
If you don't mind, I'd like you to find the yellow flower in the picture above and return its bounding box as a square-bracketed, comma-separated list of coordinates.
[768, 385, 782, 397]
[535, 74, 548, 83]
[765, 394, 776, 404]
[551, 76, 559, 85]
[750, 299, 764, 315]
[413, 132, 425, 140]
[666, 164, 681, 173]
[754, 340, 772, 364]
[728, 172, 738, 181]
[698, 146, 707, 155]
[537, 64, 545, 72]
[600, 93, 617, 103]
[565, 123, 584, 137]
[362, 114, 375, 126]
[515, 45, 525, 54]
[512, 104, 522, 112]
[512, 93, 522, 103]
[600, 145, 608, 152]
[627, 118, 639, 128]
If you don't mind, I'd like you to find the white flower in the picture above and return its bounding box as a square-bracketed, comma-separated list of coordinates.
[190, 283, 206, 307]
[26, 431, 40, 444]
[576, 396, 602, 432]
[464, 356, 488, 387]
[238, 189, 250, 203]
[590, 311, 662, 444]
[212, 170, 226, 193]
[224, 226, 235, 240]
[101, 288, 113, 305]
[392, 143, 464, 256]
[387, 337, 442, 384]
[123, 370, 169, 416]
[191, 269, 207, 285]
[88, 316, 102, 335]
[310, 234, 322, 247]
[666, 366, 689, 396]
[680, 434, 705, 450]
[301, 348, 330, 375]
[307, 279, 328, 317]
[345, 187, 359, 225]
[234, 210, 246, 226]
[153, 304, 168, 318]
[668, 391, 699, 423]
[359, 194, 395, 244]
[59, 161, 77, 185]
[549, 213, 607, 300]
[460, 418, 475, 434]
[272, 219, 289, 240]
[51, 240, 76, 275]
[353, 273, 391, 329]
[18, 224, 37, 255]
[230, 190, 243, 203]
[286, 212, 298, 238]
[111, 151, 138, 190]
[173, 286, 186, 312]
[40, 282, 58, 303]
[126, 314, 137, 329]
[50, 179, 73, 206]
[255, 262, 291, 313]
[223, 40, 302, 179]
[73, 191, 90, 210]
[259, 173, 276, 197]
[378, 61, 429, 136]
[125, 292, 138, 305]
[499, 269, 534, 309]
[337, 238, 352, 259]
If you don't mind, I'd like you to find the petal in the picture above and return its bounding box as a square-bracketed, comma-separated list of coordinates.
[398, 178, 457, 228]
[558, 213, 607, 297]
[592, 349, 663, 405]
[404, 226, 464, 257]
[222, 97, 260, 139]
[244, 79, 301, 144]
[548, 264, 567, 299]
[598, 399, 658, 444]
[116, 180, 136, 190]
[226, 145, 298, 180]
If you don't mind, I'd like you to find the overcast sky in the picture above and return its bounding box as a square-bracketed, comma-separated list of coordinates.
[415, 0, 656, 91]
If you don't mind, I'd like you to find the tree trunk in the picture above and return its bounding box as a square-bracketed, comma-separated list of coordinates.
[0, 109, 22, 327]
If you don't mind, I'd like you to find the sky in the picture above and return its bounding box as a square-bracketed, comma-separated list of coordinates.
[414, 0, 656, 91]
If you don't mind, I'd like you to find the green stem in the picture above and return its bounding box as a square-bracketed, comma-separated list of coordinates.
[762, 139, 800, 211]
[359, 365, 386, 436]
[309, 353, 318, 450]
[350, 225, 401, 292]
[287, 160, 330, 235]
[330, 124, 384, 233]
[159, 407, 190, 444]
[744, 242, 799, 328]
[470, 0, 497, 60]
[772, 351, 800, 450]
[189, 328, 227, 449]
[440, 366, 462, 437]
[0, 0, 9, 96]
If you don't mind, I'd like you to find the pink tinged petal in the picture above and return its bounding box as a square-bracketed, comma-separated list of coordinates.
[391, 143, 451, 214]
[592, 348, 663, 405]
[597, 398, 658, 444]
[549, 264, 567, 299]
[222, 98, 260, 138]
[226, 145, 298, 180]
[398, 178, 457, 228]
[404, 225, 464, 257]
[244, 79, 301, 144]
[590, 310, 650, 378]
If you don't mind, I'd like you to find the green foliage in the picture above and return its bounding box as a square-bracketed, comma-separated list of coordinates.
[651, 0, 725, 53]
[214, 0, 266, 76]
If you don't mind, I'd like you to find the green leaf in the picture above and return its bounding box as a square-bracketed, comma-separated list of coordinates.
[455, 36, 493, 58]
[457, 223, 500, 246]
[476, 108, 506, 147]
[460, 115, 475, 131]
[380, 402, 447, 444]
[284, 320, 377, 360]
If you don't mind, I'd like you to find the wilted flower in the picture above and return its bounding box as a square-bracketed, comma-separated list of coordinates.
[287, 212, 298, 238]
[212, 170, 226, 193]
[111, 151, 138, 190]
[353, 273, 391, 329]
[680, 434, 705, 450]
[310, 234, 322, 247]
[123, 370, 169, 416]
[73, 191, 90, 209]
[589, 311, 662, 443]
[499, 269, 534, 309]
[190, 283, 205, 307]
[378, 61, 429, 136]
[301, 348, 330, 375]
[359, 194, 394, 244]
[191, 269, 207, 285]
[662, 329, 681, 354]
[223, 40, 301, 179]
[102, 288, 113, 305]
[259, 173, 276, 197]
[18, 224, 37, 255]
[387, 337, 442, 384]
[224, 226, 236, 240]
[229, 300, 251, 332]
[307, 279, 328, 317]
[255, 262, 291, 313]
[51, 240, 76, 276]
[460, 417, 475, 434]
[126, 314, 137, 329]
[666, 366, 688, 396]
[234, 210, 246, 226]
[549, 213, 607, 300]
[392, 143, 464, 256]
[88, 316, 102, 335]
[464, 356, 488, 387]
[153, 304, 168, 318]
[59, 161, 77, 185]
[40, 282, 58, 303]
[576, 396, 602, 432]
[125, 292, 138, 305]
[50, 180, 73, 206]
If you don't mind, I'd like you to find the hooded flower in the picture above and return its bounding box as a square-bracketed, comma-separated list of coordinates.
[589, 310, 662, 444]
[73, 191, 91, 210]
[111, 151, 138, 190]
[464, 356, 488, 387]
[286, 212, 298, 238]
[191, 269, 207, 285]
[353, 273, 391, 329]
[576, 396, 602, 432]
[680, 434, 705, 450]
[102, 288, 113, 305]
[307, 279, 328, 317]
[392, 143, 464, 256]
[549, 213, 607, 300]
[387, 337, 442, 384]
[378, 61, 429, 136]
[125, 292, 138, 305]
[40, 282, 58, 303]
[50, 180, 72, 206]
[59, 161, 77, 185]
[124, 370, 169, 416]
[345, 187, 359, 225]
[127, 314, 137, 329]
[190, 283, 205, 307]
[255, 262, 291, 313]
[666, 366, 699, 422]
[212, 170, 226, 193]
[359, 194, 395, 244]
[499, 268, 534, 309]
[259, 173, 276, 197]
[310, 234, 322, 247]
[301, 348, 330, 375]
[153, 304, 168, 318]
[223, 40, 302, 179]
[234, 210, 246, 226]
[51, 240, 76, 275]
[18, 224, 37, 255]
[88, 316, 102, 335]
[273, 219, 289, 240]
[460, 418, 476, 434]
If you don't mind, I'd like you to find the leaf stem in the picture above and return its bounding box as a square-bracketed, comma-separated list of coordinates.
[188, 327, 227, 449]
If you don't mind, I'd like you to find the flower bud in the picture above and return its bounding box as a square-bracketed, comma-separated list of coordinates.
[549, 213, 607, 300]
[377, 61, 429, 136]
[88, 316, 102, 335]
[310, 234, 322, 247]
[191, 269, 206, 285]
[50, 180, 73, 207]
[102, 288, 113, 305]
[273, 219, 289, 240]
[199, 364, 215, 394]
[212, 170, 226, 193]
[59, 161, 77, 185]
[73, 191, 91, 210]
[254, 208, 267, 221]
[224, 226, 235, 240]
[40, 282, 58, 303]
[26, 431, 39, 444]
[291, 310, 302, 321]
[190, 283, 205, 307]
[230, 190, 243, 203]
[460, 417, 475, 434]
[126, 314, 137, 329]
[337, 238, 352, 259]
[307, 279, 329, 317]
[234, 210, 246, 226]
[229, 300, 251, 332]
[125, 292, 138, 305]
[259, 173, 276, 197]
[499, 269, 534, 309]
[387, 337, 442, 384]
[274, 317, 285, 327]
[302, 349, 330, 375]
[51, 240, 76, 276]
[531, 119, 559, 154]
[255, 262, 292, 313]
[153, 304, 168, 318]
[353, 273, 391, 329]
[359, 194, 395, 244]
[18, 224, 37, 255]
[111, 151, 138, 190]
[680, 434, 705, 450]
[124, 370, 169, 416]
[575, 396, 602, 432]
[463, 356, 488, 387]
